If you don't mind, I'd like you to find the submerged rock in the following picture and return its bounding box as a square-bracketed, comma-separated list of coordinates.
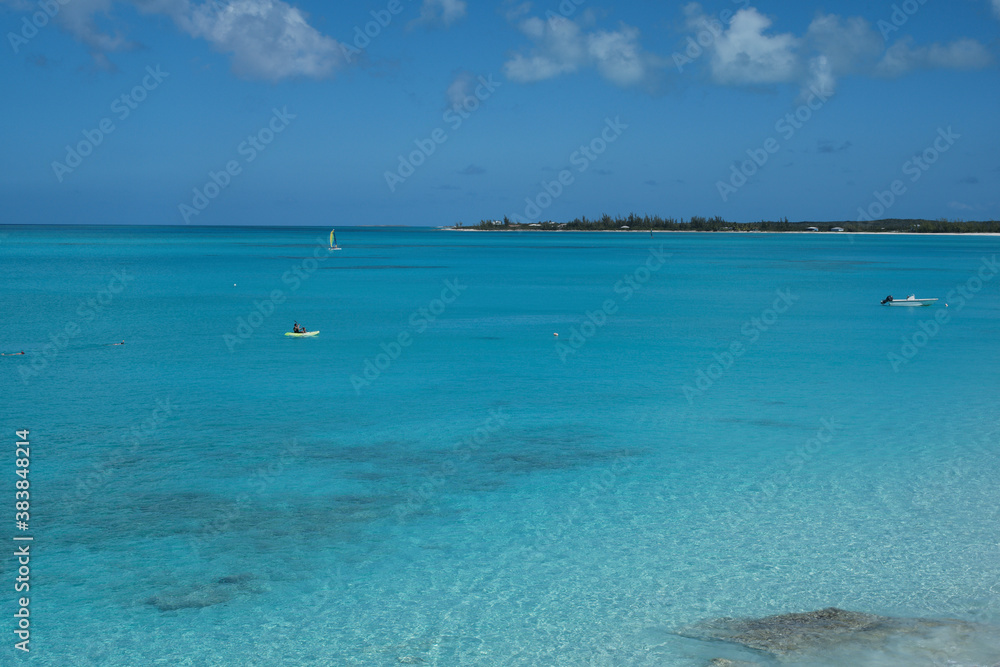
[678, 607, 1000, 665]
[680, 607, 886, 654]
[146, 587, 234, 611]
[146, 573, 264, 611]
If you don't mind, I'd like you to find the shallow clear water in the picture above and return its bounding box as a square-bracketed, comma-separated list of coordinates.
[1, 226, 998, 665]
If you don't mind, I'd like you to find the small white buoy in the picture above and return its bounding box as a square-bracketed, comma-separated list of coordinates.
[234, 283, 237, 287]
[553, 333, 559, 337]
[945, 303, 948, 307]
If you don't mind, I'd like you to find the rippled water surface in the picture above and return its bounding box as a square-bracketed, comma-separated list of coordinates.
[1, 226, 998, 665]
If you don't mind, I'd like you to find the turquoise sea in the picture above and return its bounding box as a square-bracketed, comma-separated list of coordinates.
[1, 225, 999, 665]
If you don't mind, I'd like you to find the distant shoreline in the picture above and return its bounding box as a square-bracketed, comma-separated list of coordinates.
[449, 215, 1000, 234]
[443, 228, 1000, 235]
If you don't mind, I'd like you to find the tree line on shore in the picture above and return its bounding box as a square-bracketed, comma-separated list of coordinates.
[462, 214, 1000, 233]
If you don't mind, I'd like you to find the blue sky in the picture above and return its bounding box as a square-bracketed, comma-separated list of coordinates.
[2, 0, 998, 226]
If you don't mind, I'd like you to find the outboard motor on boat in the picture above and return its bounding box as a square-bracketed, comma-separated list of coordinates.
[880, 295, 893, 305]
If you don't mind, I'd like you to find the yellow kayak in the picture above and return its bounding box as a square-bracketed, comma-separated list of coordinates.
[285, 331, 319, 337]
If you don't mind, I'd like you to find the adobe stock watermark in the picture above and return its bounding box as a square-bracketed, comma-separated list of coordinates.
[672, 0, 751, 73]
[384, 75, 501, 192]
[741, 417, 839, 514]
[681, 288, 798, 403]
[555, 245, 670, 362]
[346, 0, 588, 63]
[512, 116, 628, 223]
[340, 0, 410, 62]
[528, 451, 633, 555]
[223, 236, 333, 351]
[910, 433, 998, 511]
[887, 254, 997, 371]
[58, 397, 176, 513]
[393, 408, 509, 521]
[179, 107, 295, 223]
[717, 85, 833, 202]
[17, 268, 134, 384]
[542, 0, 588, 20]
[51, 65, 169, 182]
[350, 278, 467, 393]
[7, 0, 70, 53]
[877, 0, 930, 41]
[856, 126, 958, 222]
[190, 438, 303, 555]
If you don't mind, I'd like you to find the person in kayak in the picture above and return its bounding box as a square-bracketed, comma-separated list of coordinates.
[293, 322, 303, 333]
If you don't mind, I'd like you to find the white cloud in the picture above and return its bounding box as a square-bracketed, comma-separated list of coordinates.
[804, 55, 833, 97]
[800, 14, 882, 96]
[681, 4, 991, 96]
[4, 0, 347, 81]
[804, 14, 882, 75]
[503, 4, 991, 94]
[503, 13, 655, 88]
[707, 8, 799, 85]
[182, 0, 346, 81]
[445, 70, 475, 110]
[926, 38, 993, 68]
[504, 15, 585, 82]
[52, 0, 137, 52]
[410, 0, 467, 28]
[876, 37, 992, 77]
[502, 1, 532, 22]
[588, 25, 646, 86]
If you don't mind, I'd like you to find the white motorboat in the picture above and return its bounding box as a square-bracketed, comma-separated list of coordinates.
[880, 294, 938, 307]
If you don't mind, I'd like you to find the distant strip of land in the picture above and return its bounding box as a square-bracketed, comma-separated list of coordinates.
[449, 216, 1000, 233]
